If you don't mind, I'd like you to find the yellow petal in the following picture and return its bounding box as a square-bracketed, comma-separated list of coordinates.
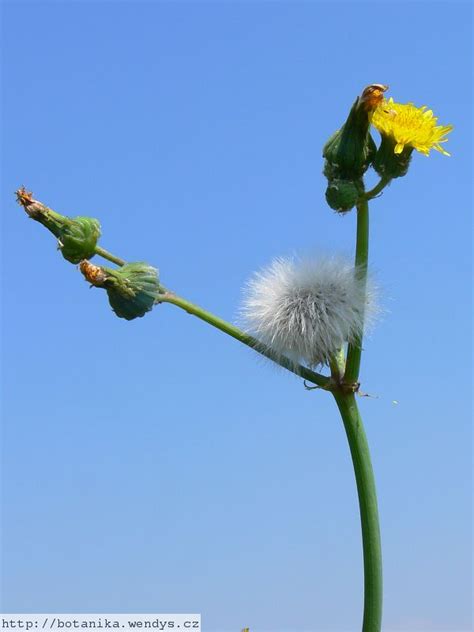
[435, 145, 451, 156]
[371, 98, 453, 158]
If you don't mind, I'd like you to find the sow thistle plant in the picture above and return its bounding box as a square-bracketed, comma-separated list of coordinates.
[17, 84, 452, 632]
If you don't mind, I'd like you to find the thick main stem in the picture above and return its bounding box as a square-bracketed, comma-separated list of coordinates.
[344, 199, 369, 384]
[333, 391, 382, 632]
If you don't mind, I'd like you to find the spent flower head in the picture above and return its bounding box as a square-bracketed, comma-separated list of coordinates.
[241, 256, 378, 369]
[80, 260, 160, 320]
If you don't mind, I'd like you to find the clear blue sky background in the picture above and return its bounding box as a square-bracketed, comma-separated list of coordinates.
[1, 2, 472, 631]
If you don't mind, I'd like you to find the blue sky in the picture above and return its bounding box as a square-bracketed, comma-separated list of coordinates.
[1, 2, 472, 631]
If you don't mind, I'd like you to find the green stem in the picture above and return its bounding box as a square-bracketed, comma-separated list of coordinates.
[333, 391, 382, 632]
[364, 177, 391, 200]
[94, 245, 127, 267]
[92, 240, 327, 387]
[344, 198, 369, 384]
[329, 347, 346, 381]
[159, 292, 329, 388]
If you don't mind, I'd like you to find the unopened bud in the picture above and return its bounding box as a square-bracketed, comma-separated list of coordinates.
[323, 84, 387, 181]
[325, 179, 364, 213]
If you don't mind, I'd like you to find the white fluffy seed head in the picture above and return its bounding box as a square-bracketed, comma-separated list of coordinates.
[240, 256, 377, 369]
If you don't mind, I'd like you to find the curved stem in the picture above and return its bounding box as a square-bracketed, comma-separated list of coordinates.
[333, 391, 382, 632]
[344, 199, 369, 384]
[92, 241, 329, 388]
[159, 292, 330, 388]
[364, 177, 391, 200]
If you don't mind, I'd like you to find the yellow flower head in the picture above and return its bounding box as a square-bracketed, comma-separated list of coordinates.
[371, 97, 453, 156]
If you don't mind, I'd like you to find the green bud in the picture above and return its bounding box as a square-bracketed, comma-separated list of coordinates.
[80, 260, 160, 320]
[373, 134, 413, 179]
[323, 84, 388, 180]
[325, 179, 364, 213]
[323, 106, 377, 180]
[58, 217, 101, 264]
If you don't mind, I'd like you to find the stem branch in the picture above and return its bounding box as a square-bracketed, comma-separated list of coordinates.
[364, 177, 391, 200]
[94, 245, 127, 267]
[159, 292, 329, 388]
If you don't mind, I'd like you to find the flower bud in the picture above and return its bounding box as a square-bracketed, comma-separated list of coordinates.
[58, 217, 101, 263]
[323, 84, 387, 181]
[325, 179, 364, 213]
[80, 260, 160, 320]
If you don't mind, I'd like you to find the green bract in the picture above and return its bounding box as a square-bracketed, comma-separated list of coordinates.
[58, 217, 101, 264]
[322, 93, 379, 214]
[373, 134, 414, 179]
[325, 179, 364, 213]
[105, 263, 160, 320]
[16, 194, 102, 264]
[81, 261, 160, 320]
[323, 98, 377, 181]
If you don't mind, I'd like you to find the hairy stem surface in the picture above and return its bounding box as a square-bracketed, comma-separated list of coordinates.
[333, 391, 382, 632]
